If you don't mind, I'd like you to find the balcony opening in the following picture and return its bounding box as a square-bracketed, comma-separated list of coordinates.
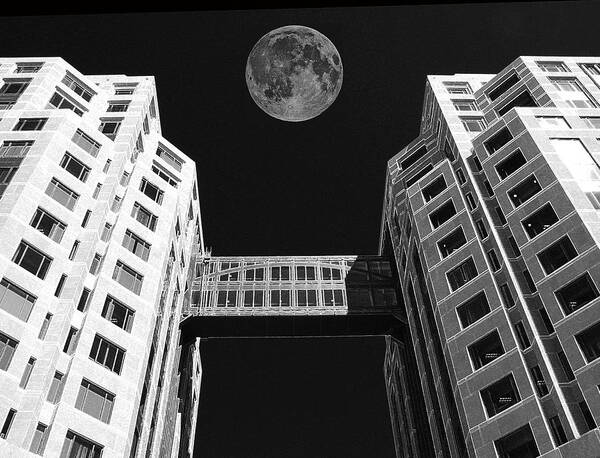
[522, 204, 558, 238]
[484, 128, 513, 155]
[537, 236, 577, 275]
[429, 200, 457, 229]
[555, 273, 599, 315]
[487, 73, 520, 101]
[422, 175, 446, 202]
[508, 175, 541, 207]
[456, 291, 489, 327]
[468, 330, 504, 370]
[494, 424, 539, 458]
[438, 227, 467, 258]
[497, 91, 537, 117]
[481, 373, 520, 417]
[496, 150, 527, 179]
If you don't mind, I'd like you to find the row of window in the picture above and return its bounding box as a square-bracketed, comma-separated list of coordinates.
[215, 264, 345, 282]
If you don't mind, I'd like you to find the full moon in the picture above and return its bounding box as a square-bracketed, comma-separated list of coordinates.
[245, 25, 343, 122]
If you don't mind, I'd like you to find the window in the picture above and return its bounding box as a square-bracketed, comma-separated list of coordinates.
[139, 178, 164, 204]
[77, 288, 91, 312]
[113, 260, 143, 294]
[586, 191, 600, 209]
[115, 87, 134, 95]
[508, 175, 541, 207]
[522, 204, 558, 238]
[100, 223, 112, 242]
[243, 290, 264, 307]
[499, 283, 515, 308]
[481, 374, 520, 417]
[522, 269, 536, 292]
[62, 72, 94, 101]
[487, 249, 501, 271]
[555, 273, 599, 315]
[149, 97, 157, 117]
[58, 153, 90, 183]
[551, 138, 600, 181]
[465, 192, 477, 210]
[405, 164, 434, 188]
[323, 289, 344, 306]
[131, 202, 157, 231]
[444, 140, 455, 162]
[110, 195, 122, 212]
[0, 79, 29, 95]
[456, 168, 466, 184]
[496, 150, 527, 179]
[447, 257, 478, 291]
[514, 321, 531, 349]
[438, 227, 467, 258]
[89, 253, 103, 275]
[216, 290, 237, 307]
[101, 295, 134, 332]
[107, 101, 129, 112]
[54, 274, 67, 297]
[14, 117, 47, 131]
[537, 61, 568, 72]
[270, 290, 291, 307]
[579, 401, 597, 432]
[46, 178, 79, 210]
[81, 210, 91, 228]
[38, 313, 52, 340]
[495, 206, 507, 226]
[452, 99, 478, 111]
[156, 145, 184, 172]
[245, 268, 265, 281]
[119, 170, 130, 186]
[102, 159, 111, 173]
[530, 365, 549, 397]
[444, 81, 472, 94]
[536, 116, 570, 129]
[457, 291, 490, 327]
[297, 289, 318, 306]
[19, 357, 36, 388]
[0, 140, 33, 158]
[90, 334, 125, 374]
[48, 92, 84, 116]
[321, 266, 342, 281]
[484, 127, 513, 155]
[60, 430, 104, 458]
[92, 183, 102, 199]
[30, 208, 66, 243]
[1, 409, 16, 439]
[13, 241, 52, 279]
[551, 77, 597, 108]
[557, 350, 575, 381]
[122, 229, 151, 261]
[98, 119, 121, 140]
[76, 379, 115, 423]
[582, 63, 600, 75]
[296, 265, 316, 281]
[400, 146, 427, 170]
[422, 176, 446, 202]
[271, 265, 290, 281]
[581, 117, 600, 129]
[47, 371, 65, 404]
[151, 163, 179, 188]
[461, 116, 486, 132]
[15, 62, 42, 73]
[30, 422, 49, 455]
[494, 424, 539, 458]
[430, 200, 457, 229]
[72, 129, 101, 157]
[537, 236, 577, 275]
[548, 416, 568, 446]
[469, 330, 504, 370]
[63, 327, 79, 355]
[539, 307, 555, 334]
[487, 73, 520, 101]
[472, 155, 483, 172]
[143, 115, 150, 134]
[68, 240, 79, 261]
[475, 219, 488, 239]
[0, 167, 16, 189]
[0, 332, 18, 371]
[497, 91, 537, 116]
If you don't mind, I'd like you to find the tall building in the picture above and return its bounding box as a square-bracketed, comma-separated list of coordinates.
[380, 56, 600, 457]
[0, 58, 202, 457]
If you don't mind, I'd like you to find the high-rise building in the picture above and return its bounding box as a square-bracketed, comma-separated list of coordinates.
[0, 58, 202, 457]
[381, 56, 600, 457]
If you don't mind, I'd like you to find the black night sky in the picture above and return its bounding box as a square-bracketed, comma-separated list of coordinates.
[4, 3, 600, 457]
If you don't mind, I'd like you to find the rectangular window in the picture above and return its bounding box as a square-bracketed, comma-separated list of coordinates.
[151, 163, 179, 188]
[447, 257, 478, 292]
[496, 150, 527, 179]
[119, 170, 130, 187]
[487, 249, 501, 271]
[112, 260, 143, 295]
[243, 290, 264, 307]
[271, 266, 290, 281]
[81, 210, 91, 229]
[550, 138, 600, 181]
[430, 200, 457, 229]
[0, 332, 18, 371]
[60, 152, 90, 182]
[77, 288, 91, 312]
[0, 79, 30, 95]
[549, 416, 568, 446]
[551, 77, 597, 108]
[539, 307, 555, 334]
[100, 223, 112, 242]
[19, 357, 36, 388]
[522, 204, 558, 238]
[297, 289, 318, 307]
[499, 284, 515, 308]
[466, 192, 477, 210]
[101, 295, 135, 332]
[514, 321, 531, 349]
[457, 291, 490, 327]
[530, 365, 549, 397]
[14, 117, 47, 131]
[72, 129, 101, 157]
[107, 101, 129, 112]
[54, 274, 67, 297]
[139, 178, 164, 204]
[494, 424, 539, 458]
[497, 91, 537, 117]
[122, 229, 151, 261]
[131, 202, 157, 231]
[495, 206, 507, 226]
[15, 62, 43, 73]
[487, 74, 520, 101]
[270, 290, 291, 307]
[110, 195, 122, 212]
[508, 175, 542, 207]
[461, 116, 486, 132]
[32, 207, 68, 243]
[48, 91, 84, 116]
[484, 127, 513, 155]
[0, 140, 34, 158]
[46, 178, 79, 210]
[68, 240, 79, 261]
[581, 117, 600, 129]
[475, 219, 488, 239]
[582, 63, 600, 75]
[452, 99, 478, 111]
[115, 87, 134, 95]
[29, 422, 49, 455]
[156, 145, 184, 172]
[38, 313, 52, 340]
[555, 273, 599, 315]
[60, 430, 104, 458]
[323, 289, 344, 307]
[1, 409, 16, 439]
[296, 265, 316, 281]
[245, 268, 265, 281]
[422, 175, 446, 202]
[62, 72, 94, 101]
[438, 227, 467, 258]
[13, 240, 52, 279]
[63, 326, 79, 355]
[47, 371, 64, 404]
[481, 374, 520, 417]
[456, 168, 466, 184]
[405, 164, 434, 188]
[443, 81, 472, 94]
[537, 61, 568, 72]
[557, 350, 575, 381]
[75, 379, 115, 423]
[400, 146, 427, 170]
[216, 290, 237, 307]
[536, 116, 570, 129]
[469, 330, 504, 370]
[579, 401, 597, 432]
[0, 166, 17, 187]
[522, 269, 536, 292]
[98, 119, 122, 140]
[537, 236, 577, 275]
[90, 334, 125, 374]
